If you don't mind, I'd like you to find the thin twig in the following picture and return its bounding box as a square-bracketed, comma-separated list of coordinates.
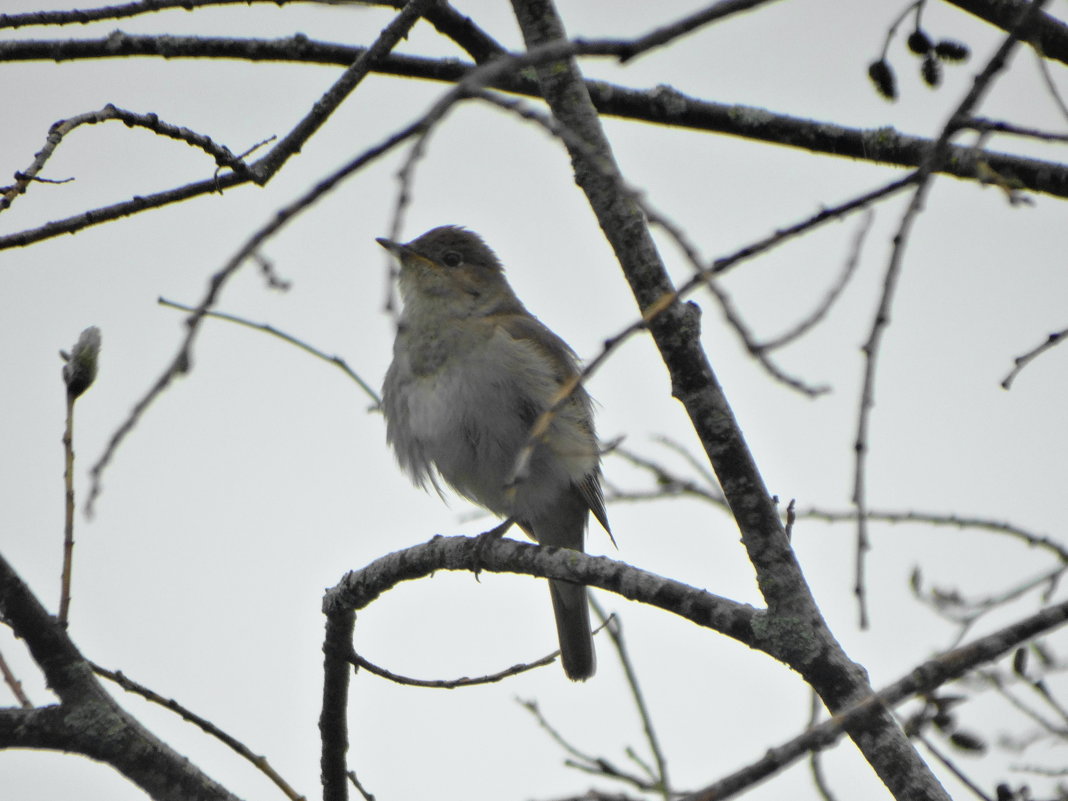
[470, 90, 918, 496]
[58, 392, 75, 626]
[916, 564, 1068, 649]
[610, 0, 785, 63]
[851, 0, 1049, 630]
[0, 650, 32, 708]
[963, 116, 1068, 143]
[346, 770, 376, 801]
[611, 447, 726, 507]
[250, 0, 440, 183]
[797, 506, 1068, 562]
[84, 3, 442, 512]
[807, 690, 838, 801]
[1, 104, 251, 213]
[1032, 43, 1068, 125]
[682, 595, 1068, 801]
[517, 697, 661, 793]
[915, 733, 995, 801]
[0, 0, 509, 66]
[1001, 326, 1068, 389]
[651, 435, 721, 490]
[92, 663, 307, 801]
[157, 297, 381, 405]
[0, 0, 263, 27]
[58, 327, 100, 625]
[348, 648, 555, 687]
[975, 668, 1068, 738]
[382, 121, 440, 315]
[758, 210, 873, 351]
[591, 600, 671, 799]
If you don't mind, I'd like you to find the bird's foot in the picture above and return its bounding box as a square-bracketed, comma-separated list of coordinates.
[469, 518, 515, 582]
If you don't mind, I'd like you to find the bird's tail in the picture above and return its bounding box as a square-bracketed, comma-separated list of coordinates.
[548, 578, 595, 681]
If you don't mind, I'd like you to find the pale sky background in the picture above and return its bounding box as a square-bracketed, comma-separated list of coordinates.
[2, 1, 1067, 800]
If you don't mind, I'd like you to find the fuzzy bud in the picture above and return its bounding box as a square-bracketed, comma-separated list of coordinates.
[921, 53, 942, 87]
[868, 59, 897, 100]
[907, 29, 932, 54]
[61, 326, 102, 400]
[934, 39, 970, 62]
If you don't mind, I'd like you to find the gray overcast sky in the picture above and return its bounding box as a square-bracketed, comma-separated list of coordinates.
[2, 2, 1067, 799]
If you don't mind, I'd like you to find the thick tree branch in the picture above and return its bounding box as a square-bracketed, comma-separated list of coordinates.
[248, 0, 437, 182]
[1, 35, 1065, 197]
[321, 536, 1068, 801]
[0, 552, 241, 801]
[946, 0, 1068, 64]
[0, 0, 509, 63]
[323, 536, 757, 643]
[686, 596, 1068, 800]
[506, 2, 951, 799]
[320, 609, 355, 801]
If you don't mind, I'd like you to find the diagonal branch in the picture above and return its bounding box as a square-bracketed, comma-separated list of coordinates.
[507, 1, 954, 799]
[0, 551, 242, 801]
[945, 0, 1068, 64]
[82, 0, 435, 513]
[685, 595, 1068, 800]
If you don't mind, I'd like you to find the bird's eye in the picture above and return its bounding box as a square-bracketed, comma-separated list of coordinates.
[442, 251, 463, 268]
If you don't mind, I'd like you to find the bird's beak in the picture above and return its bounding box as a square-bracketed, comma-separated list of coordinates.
[376, 237, 404, 255]
[376, 237, 439, 270]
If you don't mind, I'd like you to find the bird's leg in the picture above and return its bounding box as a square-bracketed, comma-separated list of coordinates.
[469, 517, 516, 581]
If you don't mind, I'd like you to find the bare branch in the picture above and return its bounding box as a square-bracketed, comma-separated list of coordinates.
[0, 552, 243, 801]
[0, 104, 251, 213]
[608, 0, 785, 63]
[851, 0, 1051, 630]
[83, 1, 436, 512]
[322, 535, 757, 641]
[93, 663, 307, 801]
[758, 210, 873, 352]
[591, 600, 672, 798]
[944, 0, 1068, 65]
[347, 647, 556, 686]
[684, 597, 1068, 801]
[158, 297, 382, 405]
[0, 649, 32, 708]
[1001, 326, 1068, 389]
[798, 506, 1068, 562]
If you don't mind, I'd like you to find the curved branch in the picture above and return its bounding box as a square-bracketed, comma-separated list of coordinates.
[1, 103, 251, 213]
[322, 535, 758, 644]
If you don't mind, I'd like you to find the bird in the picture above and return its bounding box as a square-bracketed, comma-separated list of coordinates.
[378, 225, 609, 681]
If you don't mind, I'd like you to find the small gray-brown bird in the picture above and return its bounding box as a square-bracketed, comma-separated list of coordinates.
[378, 226, 609, 680]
